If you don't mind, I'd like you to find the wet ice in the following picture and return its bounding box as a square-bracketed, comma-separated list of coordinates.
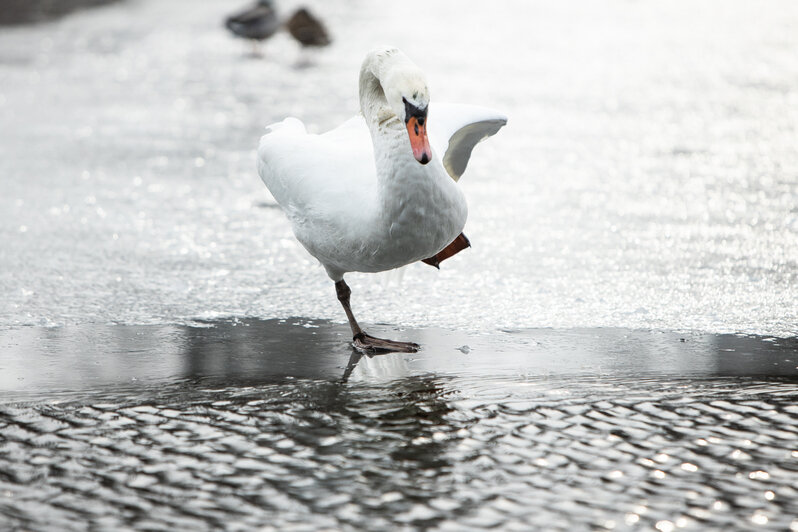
[1, 0, 797, 335]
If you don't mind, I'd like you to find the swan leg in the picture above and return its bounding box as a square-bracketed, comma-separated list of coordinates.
[335, 280, 420, 353]
[422, 232, 471, 269]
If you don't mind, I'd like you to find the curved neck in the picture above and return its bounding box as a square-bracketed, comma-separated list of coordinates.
[359, 56, 395, 130]
[359, 48, 423, 130]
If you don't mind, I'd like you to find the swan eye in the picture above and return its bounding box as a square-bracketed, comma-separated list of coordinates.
[402, 97, 428, 124]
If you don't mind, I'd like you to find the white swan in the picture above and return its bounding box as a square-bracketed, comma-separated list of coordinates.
[258, 46, 506, 352]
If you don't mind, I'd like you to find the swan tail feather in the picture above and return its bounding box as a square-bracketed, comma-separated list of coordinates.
[258, 117, 310, 204]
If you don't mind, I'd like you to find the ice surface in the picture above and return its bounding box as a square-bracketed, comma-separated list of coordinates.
[1, 0, 797, 335]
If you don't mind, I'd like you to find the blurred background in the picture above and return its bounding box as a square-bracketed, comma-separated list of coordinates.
[1, 0, 797, 336]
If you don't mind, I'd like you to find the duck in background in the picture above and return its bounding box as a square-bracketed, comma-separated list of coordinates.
[225, 0, 281, 56]
[285, 7, 331, 48]
[225, 1, 331, 56]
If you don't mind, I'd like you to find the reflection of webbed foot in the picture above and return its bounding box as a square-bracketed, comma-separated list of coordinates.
[353, 333, 420, 354]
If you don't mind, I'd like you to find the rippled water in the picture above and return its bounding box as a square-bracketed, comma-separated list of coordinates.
[6, 376, 798, 531]
[2, 320, 798, 530]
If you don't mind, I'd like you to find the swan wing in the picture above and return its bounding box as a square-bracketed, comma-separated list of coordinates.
[257, 116, 375, 214]
[429, 103, 507, 181]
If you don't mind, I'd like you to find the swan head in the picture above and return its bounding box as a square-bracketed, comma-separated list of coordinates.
[383, 64, 431, 165]
[362, 47, 433, 165]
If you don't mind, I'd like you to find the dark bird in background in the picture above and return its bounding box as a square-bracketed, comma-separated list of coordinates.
[225, 0, 281, 55]
[285, 7, 331, 48]
[225, 2, 331, 56]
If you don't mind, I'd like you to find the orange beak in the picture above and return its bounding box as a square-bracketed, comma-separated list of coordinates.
[406, 116, 431, 165]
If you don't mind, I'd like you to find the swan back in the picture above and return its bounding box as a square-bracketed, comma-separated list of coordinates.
[258, 117, 376, 225]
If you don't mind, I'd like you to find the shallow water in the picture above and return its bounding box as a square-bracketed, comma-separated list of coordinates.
[1, 320, 798, 530]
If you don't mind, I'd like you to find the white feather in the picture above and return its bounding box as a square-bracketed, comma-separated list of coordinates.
[257, 47, 506, 281]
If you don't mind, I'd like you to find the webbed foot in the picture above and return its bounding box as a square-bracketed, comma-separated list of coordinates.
[353, 333, 420, 354]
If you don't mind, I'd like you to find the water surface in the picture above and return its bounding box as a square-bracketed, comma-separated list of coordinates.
[1, 321, 797, 530]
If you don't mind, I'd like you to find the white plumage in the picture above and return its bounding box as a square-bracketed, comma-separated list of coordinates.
[257, 46, 506, 352]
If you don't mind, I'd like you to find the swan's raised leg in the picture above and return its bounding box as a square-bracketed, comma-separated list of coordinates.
[422, 232, 471, 269]
[335, 280, 420, 353]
